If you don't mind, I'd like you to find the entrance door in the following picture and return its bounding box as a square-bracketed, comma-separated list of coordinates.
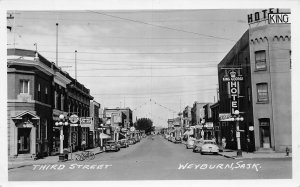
[259, 119, 271, 148]
[18, 128, 31, 154]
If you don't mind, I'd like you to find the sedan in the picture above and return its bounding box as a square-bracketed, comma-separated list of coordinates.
[105, 140, 121, 152]
[200, 140, 219, 155]
[119, 139, 129, 148]
[174, 137, 182, 144]
[186, 139, 195, 149]
[192, 140, 204, 153]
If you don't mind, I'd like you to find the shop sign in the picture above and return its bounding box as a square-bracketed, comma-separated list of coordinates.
[219, 113, 232, 121]
[247, 8, 279, 24]
[69, 114, 79, 124]
[223, 70, 243, 115]
[206, 122, 214, 128]
[112, 113, 122, 123]
[80, 117, 93, 128]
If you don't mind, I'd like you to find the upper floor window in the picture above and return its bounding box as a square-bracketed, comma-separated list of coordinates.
[37, 84, 41, 101]
[45, 87, 48, 104]
[20, 80, 29, 94]
[257, 83, 269, 102]
[255, 50, 267, 71]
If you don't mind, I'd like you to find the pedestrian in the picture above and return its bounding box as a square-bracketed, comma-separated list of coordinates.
[212, 136, 216, 143]
[81, 139, 86, 151]
[222, 137, 226, 150]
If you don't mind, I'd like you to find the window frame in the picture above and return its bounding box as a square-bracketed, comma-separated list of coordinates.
[257, 83, 269, 103]
[20, 79, 30, 94]
[255, 50, 267, 71]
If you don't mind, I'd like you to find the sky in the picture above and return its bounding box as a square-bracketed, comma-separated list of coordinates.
[3, 9, 277, 127]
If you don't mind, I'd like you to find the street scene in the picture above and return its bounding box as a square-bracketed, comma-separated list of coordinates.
[4, 6, 293, 182]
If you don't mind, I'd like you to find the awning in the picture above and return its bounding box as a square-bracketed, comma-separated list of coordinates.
[100, 133, 111, 139]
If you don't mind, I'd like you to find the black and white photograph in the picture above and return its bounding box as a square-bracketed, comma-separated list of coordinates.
[0, 0, 299, 186]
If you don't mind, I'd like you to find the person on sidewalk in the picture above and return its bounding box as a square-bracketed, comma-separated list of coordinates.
[81, 139, 86, 151]
[222, 137, 226, 151]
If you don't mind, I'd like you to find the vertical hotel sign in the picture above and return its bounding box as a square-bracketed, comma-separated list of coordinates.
[223, 70, 243, 114]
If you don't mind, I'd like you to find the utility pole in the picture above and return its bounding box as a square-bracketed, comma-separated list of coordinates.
[75, 50, 77, 80]
[56, 23, 59, 66]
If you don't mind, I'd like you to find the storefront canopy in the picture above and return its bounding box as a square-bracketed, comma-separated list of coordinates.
[100, 133, 111, 139]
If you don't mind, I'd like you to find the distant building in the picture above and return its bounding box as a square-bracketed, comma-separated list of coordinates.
[90, 100, 100, 147]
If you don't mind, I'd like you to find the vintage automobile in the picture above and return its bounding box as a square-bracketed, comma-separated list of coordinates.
[168, 136, 172, 141]
[128, 139, 134, 145]
[119, 139, 129, 148]
[105, 140, 121, 152]
[192, 140, 204, 153]
[186, 139, 195, 149]
[174, 137, 182, 144]
[200, 140, 219, 155]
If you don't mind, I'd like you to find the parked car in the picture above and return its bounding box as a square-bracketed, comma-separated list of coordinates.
[174, 137, 182, 144]
[171, 137, 176, 143]
[192, 140, 204, 153]
[200, 140, 219, 155]
[128, 139, 134, 145]
[119, 139, 129, 148]
[105, 140, 121, 152]
[186, 139, 195, 149]
[168, 136, 172, 141]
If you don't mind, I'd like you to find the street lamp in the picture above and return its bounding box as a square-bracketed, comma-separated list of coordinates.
[231, 110, 244, 157]
[55, 114, 69, 161]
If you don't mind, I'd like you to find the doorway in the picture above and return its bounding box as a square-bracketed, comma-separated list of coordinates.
[259, 118, 271, 148]
[18, 128, 31, 154]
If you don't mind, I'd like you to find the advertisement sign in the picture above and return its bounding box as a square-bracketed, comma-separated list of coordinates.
[69, 114, 79, 124]
[80, 117, 93, 128]
[223, 70, 243, 115]
[219, 113, 232, 121]
[205, 122, 214, 128]
[112, 113, 122, 123]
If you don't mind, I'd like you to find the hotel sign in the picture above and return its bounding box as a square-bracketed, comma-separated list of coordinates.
[223, 70, 243, 115]
[247, 8, 290, 26]
[219, 113, 232, 121]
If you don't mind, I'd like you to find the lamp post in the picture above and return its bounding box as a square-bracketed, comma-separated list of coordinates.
[231, 110, 244, 157]
[55, 114, 69, 161]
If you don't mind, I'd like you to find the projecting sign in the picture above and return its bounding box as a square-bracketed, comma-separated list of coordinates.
[219, 113, 232, 121]
[80, 117, 93, 128]
[69, 114, 79, 124]
[223, 70, 243, 115]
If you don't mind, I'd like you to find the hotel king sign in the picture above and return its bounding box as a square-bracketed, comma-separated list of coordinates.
[223, 70, 243, 115]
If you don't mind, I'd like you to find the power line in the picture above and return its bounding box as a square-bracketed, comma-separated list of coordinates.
[87, 10, 236, 42]
[39, 50, 227, 54]
[78, 74, 217, 78]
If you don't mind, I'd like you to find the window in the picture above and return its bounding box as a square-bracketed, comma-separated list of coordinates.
[257, 83, 268, 102]
[61, 95, 64, 111]
[54, 91, 58, 109]
[255, 51, 267, 71]
[20, 80, 29, 94]
[45, 120, 47, 139]
[36, 123, 40, 140]
[37, 84, 41, 101]
[45, 87, 48, 104]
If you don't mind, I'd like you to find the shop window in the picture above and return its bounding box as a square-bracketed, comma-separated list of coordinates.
[257, 83, 268, 102]
[255, 50, 267, 71]
[20, 80, 29, 94]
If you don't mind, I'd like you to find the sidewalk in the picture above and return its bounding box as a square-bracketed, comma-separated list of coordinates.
[8, 147, 104, 170]
[218, 149, 292, 159]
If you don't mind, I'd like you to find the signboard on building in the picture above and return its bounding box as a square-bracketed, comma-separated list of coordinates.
[205, 122, 214, 128]
[219, 113, 232, 121]
[112, 113, 122, 123]
[69, 114, 79, 124]
[80, 117, 93, 128]
[223, 70, 243, 115]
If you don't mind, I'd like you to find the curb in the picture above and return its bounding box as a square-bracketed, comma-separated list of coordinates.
[218, 153, 292, 159]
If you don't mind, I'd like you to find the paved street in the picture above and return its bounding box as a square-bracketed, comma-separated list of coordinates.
[8, 135, 292, 181]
